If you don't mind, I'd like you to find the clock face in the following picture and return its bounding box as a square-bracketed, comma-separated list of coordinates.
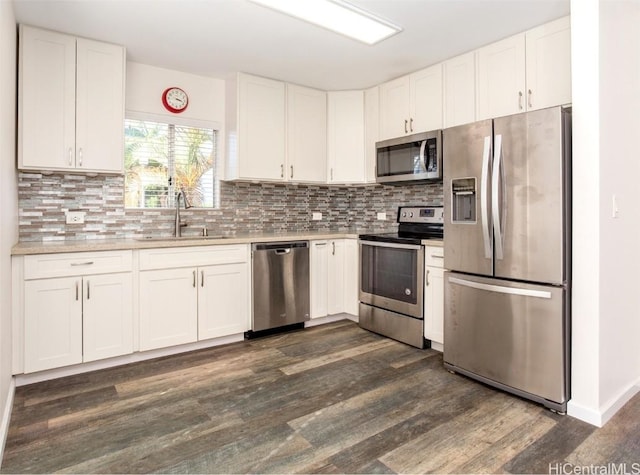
[162, 87, 188, 113]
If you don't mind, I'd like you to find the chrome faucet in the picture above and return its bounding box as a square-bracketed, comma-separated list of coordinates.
[174, 189, 192, 237]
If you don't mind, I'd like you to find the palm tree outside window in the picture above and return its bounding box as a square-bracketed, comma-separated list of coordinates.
[124, 118, 218, 208]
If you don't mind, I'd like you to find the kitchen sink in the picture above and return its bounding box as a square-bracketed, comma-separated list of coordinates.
[134, 235, 228, 241]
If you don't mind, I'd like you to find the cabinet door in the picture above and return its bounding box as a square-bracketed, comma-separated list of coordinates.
[343, 239, 359, 316]
[83, 273, 133, 362]
[379, 75, 411, 140]
[310, 241, 329, 318]
[525, 16, 571, 111]
[444, 52, 477, 128]
[287, 84, 327, 182]
[238, 74, 286, 181]
[424, 265, 444, 345]
[24, 277, 82, 373]
[364, 86, 379, 183]
[410, 64, 443, 132]
[19, 25, 76, 171]
[477, 33, 526, 120]
[327, 91, 365, 184]
[139, 268, 198, 351]
[328, 240, 346, 315]
[198, 263, 250, 340]
[76, 38, 125, 173]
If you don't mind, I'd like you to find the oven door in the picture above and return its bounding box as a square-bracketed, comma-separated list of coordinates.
[359, 240, 425, 318]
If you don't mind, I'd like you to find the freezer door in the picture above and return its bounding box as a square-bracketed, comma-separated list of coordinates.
[443, 272, 567, 405]
[492, 107, 568, 284]
[443, 119, 494, 276]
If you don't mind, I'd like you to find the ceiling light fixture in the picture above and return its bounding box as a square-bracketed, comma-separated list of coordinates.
[249, 0, 402, 45]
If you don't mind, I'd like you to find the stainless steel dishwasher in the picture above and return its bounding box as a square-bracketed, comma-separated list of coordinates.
[251, 241, 310, 333]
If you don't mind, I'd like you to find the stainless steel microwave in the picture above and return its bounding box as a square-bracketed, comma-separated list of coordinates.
[375, 130, 442, 184]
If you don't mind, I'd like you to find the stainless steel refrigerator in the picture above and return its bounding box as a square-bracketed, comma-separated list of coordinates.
[443, 106, 571, 413]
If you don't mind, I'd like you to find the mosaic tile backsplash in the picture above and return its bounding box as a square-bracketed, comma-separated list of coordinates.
[18, 173, 444, 241]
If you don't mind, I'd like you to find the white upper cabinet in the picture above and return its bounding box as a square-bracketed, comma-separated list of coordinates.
[477, 33, 526, 120]
[525, 16, 572, 111]
[443, 52, 477, 128]
[18, 25, 125, 173]
[364, 86, 379, 183]
[327, 90, 365, 184]
[228, 73, 286, 181]
[379, 64, 442, 140]
[477, 16, 571, 120]
[287, 84, 327, 183]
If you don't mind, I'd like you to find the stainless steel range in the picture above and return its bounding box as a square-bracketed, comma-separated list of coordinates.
[359, 206, 444, 348]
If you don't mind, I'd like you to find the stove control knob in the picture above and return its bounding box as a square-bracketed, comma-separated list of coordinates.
[401, 212, 407, 217]
[409, 212, 414, 218]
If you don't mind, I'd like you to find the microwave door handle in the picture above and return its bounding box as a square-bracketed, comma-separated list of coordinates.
[492, 134, 504, 260]
[419, 140, 427, 172]
[480, 135, 492, 259]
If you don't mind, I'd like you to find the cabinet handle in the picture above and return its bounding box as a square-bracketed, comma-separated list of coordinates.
[528, 89, 533, 108]
[280, 164, 284, 178]
[426, 269, 430, 286]
[193, 270, 196, 288]
[78, 148, 83, 167]
[518, 91, 523, 110]
[86, 280, 90, 300]
[290, 165, 294, 179]
[68, 147, 73, 166]
[410, 118, 414, 132]
[201, 270, 204, 287]
[75, 281, 79, 301]
[330, 168, 333, 181]
[404, 119, 408, 134]
[431, 254, 444, 259]
[70, 261, 94, 266]
[332, 242, 335, 256]
[315, 242, 327, 247]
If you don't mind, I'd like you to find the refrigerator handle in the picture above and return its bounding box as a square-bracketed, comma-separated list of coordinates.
[480, 136, 492, 259]
[448, 276, 552, 299]
[492, 134, 504, 260]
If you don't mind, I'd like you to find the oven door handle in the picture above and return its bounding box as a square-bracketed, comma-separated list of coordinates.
[359, 240, 423, 251]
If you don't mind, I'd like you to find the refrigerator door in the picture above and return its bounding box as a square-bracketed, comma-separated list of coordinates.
[443, 271, 567, 409]
[444, 119, 494, 276]
[492, 107, 568, 284]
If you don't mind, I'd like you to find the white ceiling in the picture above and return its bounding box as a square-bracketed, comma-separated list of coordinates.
[12, 0, 570, 91]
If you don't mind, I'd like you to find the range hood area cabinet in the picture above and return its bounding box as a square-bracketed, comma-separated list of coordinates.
[225, 73, 327, 183]
[18, 25, 125, 174]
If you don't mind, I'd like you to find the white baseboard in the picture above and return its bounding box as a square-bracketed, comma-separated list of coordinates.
[15, 333, 244, 386]
[0, 377, 15, 463]
[568, 382, 640, 427]
[305, 313, 356, 327]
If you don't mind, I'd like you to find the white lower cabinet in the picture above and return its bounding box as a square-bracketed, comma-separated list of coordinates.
[198, 263, 249, 340]
[138, 245, 250, 351]
[21, 251, 133, 373]
[310, 239, 358, 318]
[139, 268, 199, 351]
[24, 277, 83, 372]
[424, 246, 445, 349]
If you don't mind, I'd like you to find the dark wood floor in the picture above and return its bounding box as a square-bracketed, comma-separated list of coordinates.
[2, 320, 640, 474]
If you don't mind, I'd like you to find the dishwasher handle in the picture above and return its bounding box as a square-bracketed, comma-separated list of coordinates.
[252, 241, 309, 252]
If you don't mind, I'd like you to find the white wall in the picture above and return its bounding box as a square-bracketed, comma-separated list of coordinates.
[568, 0, 640, 426]
[0, 0, 17, 458]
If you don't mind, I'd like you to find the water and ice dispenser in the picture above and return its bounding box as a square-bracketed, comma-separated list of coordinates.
[451, 178, 477, 223]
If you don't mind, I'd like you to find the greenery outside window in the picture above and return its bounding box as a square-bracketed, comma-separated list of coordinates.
[124, 118, 218, 208]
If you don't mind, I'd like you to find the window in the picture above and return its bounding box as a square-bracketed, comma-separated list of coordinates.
[124, 118, 218, 208]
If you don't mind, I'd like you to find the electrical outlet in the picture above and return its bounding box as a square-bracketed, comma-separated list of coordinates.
[312, 212, 322, 221]
[377, 212, 387, 221]
[66, 211, 85, 224]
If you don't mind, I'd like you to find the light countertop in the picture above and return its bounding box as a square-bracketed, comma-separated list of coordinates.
[12, 231, 443, 256]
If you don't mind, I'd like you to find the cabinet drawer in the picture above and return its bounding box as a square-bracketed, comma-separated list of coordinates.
[425, 246, 444, 268]
[24, 250, 133, 279]
[139, 245, 249, 270]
